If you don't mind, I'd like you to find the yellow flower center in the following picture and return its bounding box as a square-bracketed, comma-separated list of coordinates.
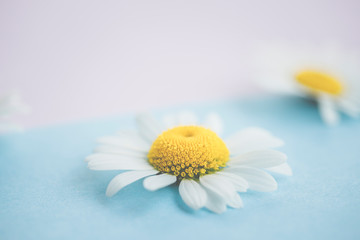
[295, 70, 343, 95]
[148, 126, 229, 179]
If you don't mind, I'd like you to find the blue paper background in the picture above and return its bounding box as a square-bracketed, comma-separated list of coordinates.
[1, 97, 360, 240]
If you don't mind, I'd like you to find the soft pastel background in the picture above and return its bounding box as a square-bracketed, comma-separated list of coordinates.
[1, 1, 360, 240]
[1, 0, 360, 127]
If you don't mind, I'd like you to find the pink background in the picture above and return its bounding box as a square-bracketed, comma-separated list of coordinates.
[1, 0, 359, 128]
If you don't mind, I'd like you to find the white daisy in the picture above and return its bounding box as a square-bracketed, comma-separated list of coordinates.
[86, 112, 291, 214]
[0, 92, 30, 133]
[253, 43, 360, 126]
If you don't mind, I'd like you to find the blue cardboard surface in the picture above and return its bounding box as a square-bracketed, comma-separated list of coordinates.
[1, 97, 359, 239]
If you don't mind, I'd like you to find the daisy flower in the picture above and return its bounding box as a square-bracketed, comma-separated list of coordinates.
[0, 92, 30, 133]
[86, 112, 291, 214]
[253, 43, 360, 126]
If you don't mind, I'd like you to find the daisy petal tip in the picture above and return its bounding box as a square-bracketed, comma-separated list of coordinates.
[209, 206, 227, 214]
[283, 164, 293, 176]
[325, 120, 339, 127]
[266, 162, 293, 176]
[227, 194, 244, 209]
[263, 178, 278, 192]
[105, 189, 115, 197]
[275, 138, 285, 147]
[269, 182, 278, 192]
[179, 180, 207, 210]
[143, 174, 177, 192]
[143, 178, 156, 191]
[280, 152, 288, 161]
[105, 182, 118, 197]
[87, 162, 95, 170]
[96, 137, 108, 144]
[143, 180, 156, 192]
[184, 202, 203, 211]
[322, 114, 339, 127]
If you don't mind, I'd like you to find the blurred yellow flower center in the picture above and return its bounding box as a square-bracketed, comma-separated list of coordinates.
[295, 70, 343, 95]
[148, 126, 229, 179]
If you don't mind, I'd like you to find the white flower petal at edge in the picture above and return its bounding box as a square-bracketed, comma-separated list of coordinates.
[225, 167, 278, 192]
[136, 114, 164, 143]
[201, 173, 244, 210]
[203, 113, 223, 135]
[318, 93, 340, 126]
[200, 174, 238, 202]
[163, 112, 198, 129]
[86, 112, 291, 214]
[226, 128, 284, 156]
[175, 112, 198, 126]
[106, 170, 158, 197]
[97, 133, 150, 152]
[143, 174, 177, 191]
[87, 154, 153, 171]
[93, 145, 147, 158]
[226, 193, 244, 209]
[179, 179, 207, 210]
[216, 172, 248, 192]
[203, 187, 227, 214]
[266, 163, 293, 176]
[229, 149, 287, 168]
[337, 97, 360, 118]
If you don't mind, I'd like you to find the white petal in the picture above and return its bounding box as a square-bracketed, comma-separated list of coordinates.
[87, 156, 153, 171]
[226, 166, 278, 192]
[106, 170, 158, 197]
[143, 174, 177, 191]
[226, 193, 243, 209]
[179, 179, 207, 210]
[94, 145, 146, 158]
[318, 93, 339, 126]
[203, 188, 227, 214]
[216, 172, 249, 192]
[226, 128, 284, 155]
[86, 153, 146, 162]
[337, 97, 360, 118]
[203, 113, 223, 135]
[162, 115, 178, 129]
[136, 113, 164, 142]
[163, 112, 198, 129]
[200, 174, 237, 200]
[176, 112, 198, 125]
[97, 135, 150, 152]
[266, 163, 293, 176]
[229, 150, 287, 168]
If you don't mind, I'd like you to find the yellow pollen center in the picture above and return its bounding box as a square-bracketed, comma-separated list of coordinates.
[295, 70, 343, 95]
[148, 126, 230, 179]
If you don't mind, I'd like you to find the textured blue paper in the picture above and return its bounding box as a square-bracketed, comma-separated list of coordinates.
[1, 97, 360, 240]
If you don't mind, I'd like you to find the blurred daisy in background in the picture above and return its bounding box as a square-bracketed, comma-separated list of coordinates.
[0, 92, 30, 133]
[253, 43, 360, 126]
[86, 112, 291, 214]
